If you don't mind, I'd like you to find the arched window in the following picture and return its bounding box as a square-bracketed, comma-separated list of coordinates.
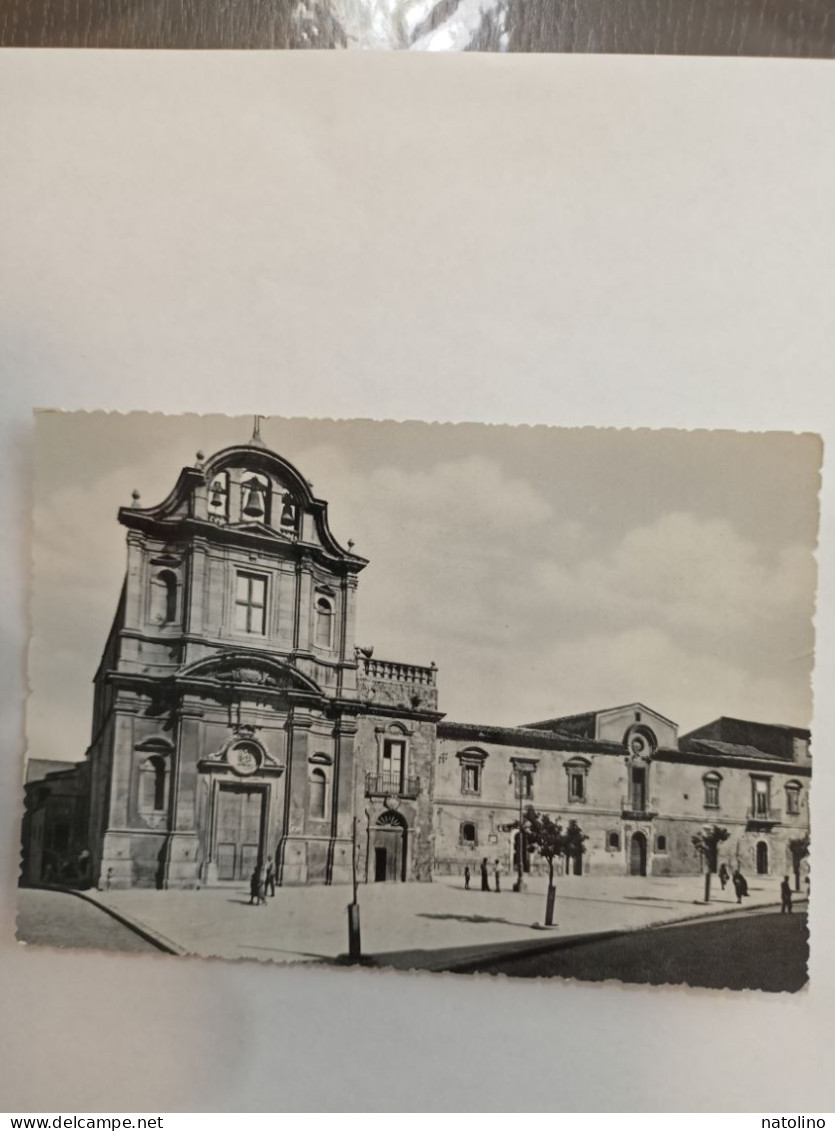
[139, 755, 167, 812]
[315, 596, 334, 648]
[151, 570, 178, 625]
[309, 768, 327, 819]
[607, 831, 620, 851]
[655, 834, 667, 852]
[460, 821, 477, 846]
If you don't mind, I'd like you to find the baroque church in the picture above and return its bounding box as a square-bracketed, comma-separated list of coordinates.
[21, 431, 812, 890]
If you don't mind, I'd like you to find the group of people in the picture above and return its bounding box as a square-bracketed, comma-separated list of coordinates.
[717, 863, 750, 903]
[718, 863, 799, 911]
[249, 857, 277, 905]
[463, 858, 504, 892]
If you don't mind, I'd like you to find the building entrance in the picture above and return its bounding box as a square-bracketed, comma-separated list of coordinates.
[756, 841, 769, 875]
[370, 811, 406, 881]
[214, 783, 266, 881]
[629, 831, 648, 876]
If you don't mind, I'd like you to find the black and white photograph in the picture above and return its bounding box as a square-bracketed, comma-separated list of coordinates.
[18, 412, 818, 992]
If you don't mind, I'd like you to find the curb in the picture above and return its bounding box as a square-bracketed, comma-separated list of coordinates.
[30, 885, 187, 956]
[434, 897, 809, 974]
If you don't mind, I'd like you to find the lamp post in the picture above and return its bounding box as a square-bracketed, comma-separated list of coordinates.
[512, 767, 526, 893]
[347, 815, 362, 962]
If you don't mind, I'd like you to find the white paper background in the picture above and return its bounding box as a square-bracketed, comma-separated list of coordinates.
[1, 51, 834, 1112]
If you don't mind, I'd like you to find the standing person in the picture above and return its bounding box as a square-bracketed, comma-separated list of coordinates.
[494, 859, 501, 893]
[718, 863, 729, 891]
[265, 856, 276, 898]
[732, 869, 748, 904]
[780, 875, 793, 914]
[480, 857, 490, 891]
[464, 866, 471, 891]
[249, 865, 261, 906]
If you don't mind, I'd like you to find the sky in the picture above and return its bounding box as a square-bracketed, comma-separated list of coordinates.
[29, 411, 820, 763]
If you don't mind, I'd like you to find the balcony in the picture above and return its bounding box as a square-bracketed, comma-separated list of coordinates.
[358, 655, 437, 686]
[621, 795, 659, 820]
[365, 772, 420, 800]
[746, 806, 782, 827]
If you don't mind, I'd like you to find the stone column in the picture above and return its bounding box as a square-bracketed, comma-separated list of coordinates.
[99, 702, 136, 889]
[122, 531, 146, 631]
[337, 575, 359, 698]
[293, 553, 314, 654]
[185, 538, 208, 637]
[276, 708, 313, 884]
[161, 701, 203, 889]
[327, 715, 358, 884]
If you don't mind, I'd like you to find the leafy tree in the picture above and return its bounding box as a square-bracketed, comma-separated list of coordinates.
[692, 825, 729, 873]
[788, 834, 810, 892]
[564, 819, 588, 876]
[507, 807, 578, 926]
[692, 825, 729, 901]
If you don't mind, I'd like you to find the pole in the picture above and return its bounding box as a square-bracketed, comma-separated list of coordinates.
[513, 771, 526, 893]
[348, 815, 362, 962]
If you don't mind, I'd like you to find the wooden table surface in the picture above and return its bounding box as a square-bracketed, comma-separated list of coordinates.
[2, 0, 834, 54]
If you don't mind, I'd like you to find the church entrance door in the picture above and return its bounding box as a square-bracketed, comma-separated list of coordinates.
[215, 783, 267, 881]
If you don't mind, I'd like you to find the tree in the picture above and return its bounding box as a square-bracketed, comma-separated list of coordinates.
[692, 825, 730, 902]
[508, 807, 567, 927]
[788, 834, 810, 892]
[564, 819, 588, 876]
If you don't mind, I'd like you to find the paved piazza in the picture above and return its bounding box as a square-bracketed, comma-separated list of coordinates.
[90, 873, 794, 969]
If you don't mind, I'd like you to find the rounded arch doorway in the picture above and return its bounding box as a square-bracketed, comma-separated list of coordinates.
[629, 831, 648, 876]
[371, 810, 407, 882]
[756, 840, 769, 875]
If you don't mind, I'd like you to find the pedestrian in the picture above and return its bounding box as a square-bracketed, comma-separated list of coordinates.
[265, 856, 276, 898]
[464, 865, 471, 891]
[780, 875, 793, 914]
[249, 865, 263, 906]
[732, 868, 748, 904]
[480, 857, 490, 891]
[718, 863, 729, 891]
[494, 859, 501, 893]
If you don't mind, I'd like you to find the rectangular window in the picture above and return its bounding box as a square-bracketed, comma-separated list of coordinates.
[515, 770, 535, 800]
[461, 764, 480, 795]
[382, 739, 406, 793]
[754, 779, 770, 816]
[569, 772, 586, 802]
[704, 780, 720, 808]
[234, 572, 266, 634]
[786, 788, 800, 815]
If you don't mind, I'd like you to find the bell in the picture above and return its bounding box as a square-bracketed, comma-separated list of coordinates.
[242, 478, 266, 519]
[280, 493, 296, 527]
[210, 480, 225, 509]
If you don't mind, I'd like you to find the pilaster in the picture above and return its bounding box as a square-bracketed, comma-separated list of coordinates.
[276, 709, 313, 884]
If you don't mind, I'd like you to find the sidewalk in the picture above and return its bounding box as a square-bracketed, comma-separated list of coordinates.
[91, 872, 800, 971]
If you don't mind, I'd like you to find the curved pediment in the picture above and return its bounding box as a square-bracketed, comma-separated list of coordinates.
[176, 652, 323, 696]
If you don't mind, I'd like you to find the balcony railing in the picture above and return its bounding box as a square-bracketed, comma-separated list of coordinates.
[746, 807, 782, 825]
[365, 772, 420, 799]
[358, 655, 437, 686]
[621, 795, 659, 818]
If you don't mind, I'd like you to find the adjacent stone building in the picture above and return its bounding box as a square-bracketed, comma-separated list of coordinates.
[432, 704, 810, 881]
[21, 433, 811, 889]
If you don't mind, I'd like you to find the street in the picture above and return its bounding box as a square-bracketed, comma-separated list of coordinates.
[17, 888, 160, 955]
[462, 907, 809, 992]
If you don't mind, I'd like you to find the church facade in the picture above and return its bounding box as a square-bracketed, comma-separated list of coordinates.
[22, 435, 811, 889]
